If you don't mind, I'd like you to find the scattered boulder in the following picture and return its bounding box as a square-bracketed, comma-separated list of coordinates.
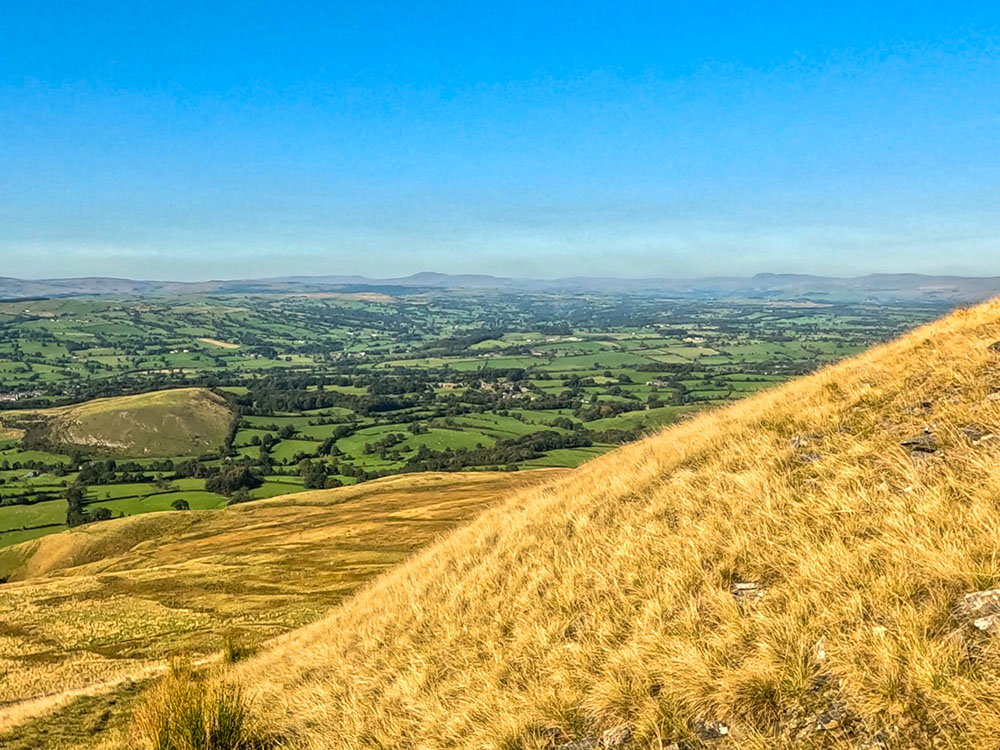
[954, 589, 1000, 633]
[797, 452, 823, 464]
[814, 637, 827, 662]
[816, 701, 848, 731]
[975, 617, 1000, 635]
[600, 725, 633, 748]
[556, 725, 633, 750]
[901, 434, 937, 453]
[960, 424, 996, 444]
[988, 341, 1000, 354]
[790, 433, 823, 449]
[692, 720, 730, 740]
[731, 580, 766, 605]
[987, 392, 1000, 402]
[909, 401, 934, 414]
[954, 589, 1000, 619]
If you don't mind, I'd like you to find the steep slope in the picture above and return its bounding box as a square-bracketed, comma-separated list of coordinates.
[232, 299, 1000, 749]
[1, 388, 233, 456]
[0, 470, 562, 736]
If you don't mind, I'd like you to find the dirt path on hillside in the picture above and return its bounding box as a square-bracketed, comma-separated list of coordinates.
[0, 654, 219, 734]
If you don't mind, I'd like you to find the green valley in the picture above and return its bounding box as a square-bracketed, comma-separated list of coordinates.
[0, 290, 942, 548]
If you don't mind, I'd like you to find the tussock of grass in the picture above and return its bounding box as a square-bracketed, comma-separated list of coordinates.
[132, 663, 269, 750]
[223, 637, 258, 665]
[232, 299, 1000, 748]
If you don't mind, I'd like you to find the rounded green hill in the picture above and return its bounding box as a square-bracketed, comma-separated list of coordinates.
[3, 388, 234, 458]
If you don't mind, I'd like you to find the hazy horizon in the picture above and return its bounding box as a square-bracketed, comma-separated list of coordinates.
[3, 2, 999, 280]
[7, 268, 1000, 285]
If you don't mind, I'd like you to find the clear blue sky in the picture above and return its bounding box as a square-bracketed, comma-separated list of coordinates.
[2, 1, 999, 280]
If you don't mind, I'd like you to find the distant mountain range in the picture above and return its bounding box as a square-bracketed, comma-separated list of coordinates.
[2, 271, 999, 304]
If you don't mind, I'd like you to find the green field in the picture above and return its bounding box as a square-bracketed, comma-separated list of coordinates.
[0, 291, 942, 549]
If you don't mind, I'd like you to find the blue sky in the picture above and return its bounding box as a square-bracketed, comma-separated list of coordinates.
[1, 1, 999, 280]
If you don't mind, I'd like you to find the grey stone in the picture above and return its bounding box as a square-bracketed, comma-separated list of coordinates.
[790, 433, 823, 449]
[901, 434, 937, 453]
[816, 701, 847, 731]
[731, 580, 766, 605]
[692, 720, 730, 740]
[961, 424, 996, 444]
[557, 725, 633, 750]
[601, 725, 633, 747]
[954, 589, 1000, 621]
[973, 614, 1000, 634]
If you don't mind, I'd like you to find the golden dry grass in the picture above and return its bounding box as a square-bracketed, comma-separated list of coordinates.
[221, 298, 1000, 749]
[0, 470, 559, 737]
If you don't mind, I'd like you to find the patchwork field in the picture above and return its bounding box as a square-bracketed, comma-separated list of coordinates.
[0, 292, 941, 551]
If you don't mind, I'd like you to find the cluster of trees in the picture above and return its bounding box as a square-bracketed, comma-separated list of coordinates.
[402, 430, 593, 473]
[204, 465, 262, 496]
[64, 483, 112, 527]
[76, 459, 165, 485]
[297, 459, 342, 490]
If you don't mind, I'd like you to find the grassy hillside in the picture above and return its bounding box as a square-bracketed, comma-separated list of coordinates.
[0, 470, 561, 744]
[0, 388, 233, 457]
[216, 298, 1000, 749]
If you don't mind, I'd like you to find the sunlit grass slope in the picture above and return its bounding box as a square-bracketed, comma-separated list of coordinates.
[234, 299, 1000, 749]
[0, 387, 233, 456]
[0, 470, 560, 737]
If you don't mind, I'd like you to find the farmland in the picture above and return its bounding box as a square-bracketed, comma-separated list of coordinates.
[0, 290, 943, 548]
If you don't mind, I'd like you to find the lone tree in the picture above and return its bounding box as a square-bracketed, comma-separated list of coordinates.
[171, 498, 190, 511]
[90, 507, 113, 522]
[65, 483, 87, 527]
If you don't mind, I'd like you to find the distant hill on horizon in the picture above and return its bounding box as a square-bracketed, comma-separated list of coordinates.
[2, 270, 1000, 303]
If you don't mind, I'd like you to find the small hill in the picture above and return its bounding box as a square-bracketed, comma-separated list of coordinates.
[1, 388, 233, 456]
[0, 470, 562, 741]
[226, 298, 1000, 748]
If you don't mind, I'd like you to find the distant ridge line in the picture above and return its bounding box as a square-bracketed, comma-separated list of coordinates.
[1, 272, 999, 303]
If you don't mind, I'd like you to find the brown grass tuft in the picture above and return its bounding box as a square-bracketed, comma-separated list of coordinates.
[132, 662, 270, 750]
[222, 637, 258, 665]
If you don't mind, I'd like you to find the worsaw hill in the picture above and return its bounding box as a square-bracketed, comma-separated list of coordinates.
[0, 388, 234, 457]
[10, 298, 1000, 749]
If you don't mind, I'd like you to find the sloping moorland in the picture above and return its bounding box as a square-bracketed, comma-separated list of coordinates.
[213, 297, 1000, 749]
[0, 470, 561, 746]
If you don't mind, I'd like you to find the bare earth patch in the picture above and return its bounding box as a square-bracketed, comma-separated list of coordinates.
[196, 338, 241, 349]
